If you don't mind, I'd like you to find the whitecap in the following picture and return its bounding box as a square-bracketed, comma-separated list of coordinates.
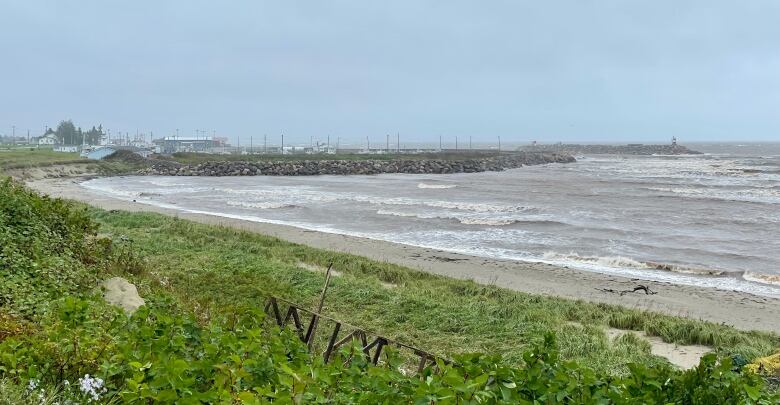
[417, 183, 457, 189]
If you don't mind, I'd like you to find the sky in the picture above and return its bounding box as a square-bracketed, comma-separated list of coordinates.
[1, 1, 778, 145]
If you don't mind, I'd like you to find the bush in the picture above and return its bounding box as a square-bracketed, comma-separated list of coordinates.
[1, 297, 777, 404]
[0, 179, 103, 317]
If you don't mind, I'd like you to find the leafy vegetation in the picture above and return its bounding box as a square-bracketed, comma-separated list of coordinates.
[0, 179, 103, 316]
[1, 179, 779, 403]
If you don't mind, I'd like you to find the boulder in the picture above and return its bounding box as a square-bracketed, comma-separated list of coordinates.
[102, 277, 145, 314]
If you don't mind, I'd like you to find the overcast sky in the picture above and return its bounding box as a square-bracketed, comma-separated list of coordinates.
[1, 1, 778, 144]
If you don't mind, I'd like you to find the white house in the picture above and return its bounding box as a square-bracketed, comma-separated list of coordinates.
[37, 134, 58, 145]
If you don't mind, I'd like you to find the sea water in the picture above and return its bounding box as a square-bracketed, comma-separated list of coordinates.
[82, 143, 780, 297]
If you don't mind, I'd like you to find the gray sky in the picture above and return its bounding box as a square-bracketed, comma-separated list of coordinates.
[2, 1, 778, 144]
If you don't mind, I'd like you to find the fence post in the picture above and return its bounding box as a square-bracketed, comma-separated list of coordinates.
[307, 263, 334, 350]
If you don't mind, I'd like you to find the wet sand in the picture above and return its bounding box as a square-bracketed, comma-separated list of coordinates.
[27, 176, 780, 334]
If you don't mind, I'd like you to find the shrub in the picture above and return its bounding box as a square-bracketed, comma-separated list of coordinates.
[0, 179, 103, 317]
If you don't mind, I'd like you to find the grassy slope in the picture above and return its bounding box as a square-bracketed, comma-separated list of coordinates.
[90, 209, 780, 376]
[0, 148, 86, 170]
[0, 149, 147, 176]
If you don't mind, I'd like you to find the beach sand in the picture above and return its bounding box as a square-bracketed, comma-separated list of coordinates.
[26, 176, 780, 335]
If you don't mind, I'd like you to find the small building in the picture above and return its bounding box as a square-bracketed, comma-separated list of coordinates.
[153, 137, 218, 154]
[37, 134, 58, 145]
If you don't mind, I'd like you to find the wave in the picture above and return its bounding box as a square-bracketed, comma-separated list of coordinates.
[417, 183, 457, 189]
[541, 252, 726, 276]
[376, 209, 419, 218]
[458, 218, 517, 226]
[641, 186, 780, 204]
[219, 187, 528, 213]
[226, 201, 297, 209]
[375, 209, 561, 227]
[81, 185, 141, 198]
[743, 272, 780, 287]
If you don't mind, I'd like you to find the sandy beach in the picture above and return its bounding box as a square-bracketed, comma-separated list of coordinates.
[26, 176, 780, 334]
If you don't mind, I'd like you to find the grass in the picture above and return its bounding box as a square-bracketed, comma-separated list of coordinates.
[0, 148, 148, 176]
[88, 208, 780, 376]
[0, 148, 86, 170]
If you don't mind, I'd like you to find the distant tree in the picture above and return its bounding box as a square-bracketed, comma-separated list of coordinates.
[84, 125, 105, 145]
[52, 120, 106, 145]
[55, 120, 77, 145]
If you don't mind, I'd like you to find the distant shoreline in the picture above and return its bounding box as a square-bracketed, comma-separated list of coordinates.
[26, 174, 780, 334]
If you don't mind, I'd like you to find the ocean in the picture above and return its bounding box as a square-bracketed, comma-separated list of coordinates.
[82, 143, 780, 297]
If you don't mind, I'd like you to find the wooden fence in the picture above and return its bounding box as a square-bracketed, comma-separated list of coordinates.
[263, 296, 443, 374]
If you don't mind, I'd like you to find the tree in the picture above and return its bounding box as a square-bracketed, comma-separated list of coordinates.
[53, 120, 105, 145]
[84, 125, 105, 145]
[55, 120, 77, 145]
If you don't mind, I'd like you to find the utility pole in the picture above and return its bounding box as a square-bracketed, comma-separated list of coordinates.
[469, 136, 472, 150]
[281, 133, 284, 154]
[366, 136, 370, 152]
[327, 135, 330, 151]
[455, 136, 458, 151]
[397, 132, 400, 153]
[498, 136, 501, 153]
[386, 134, 389, 153]
[27, 129, 30, 145]
[439, 135, 442, 151]
[264, 134, 267, 154]
[250, 136, 253, 154]
[12, 125, 15, 139]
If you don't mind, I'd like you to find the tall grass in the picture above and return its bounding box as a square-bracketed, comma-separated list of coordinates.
[90, 209, 780, 376]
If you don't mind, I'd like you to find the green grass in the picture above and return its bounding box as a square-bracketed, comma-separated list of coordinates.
[0, 148, 86, 170]
[0, 148, 148, 176]
[89, 209, 780, 376]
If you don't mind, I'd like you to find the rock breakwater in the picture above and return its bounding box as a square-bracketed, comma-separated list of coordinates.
[520, 144, 702, 155]
[138, 152, 575, 176]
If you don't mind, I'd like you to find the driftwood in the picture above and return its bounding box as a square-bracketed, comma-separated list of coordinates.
[597, 284, 657, 296]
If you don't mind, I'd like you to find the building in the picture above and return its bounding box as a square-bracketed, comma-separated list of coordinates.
[37, 134, 58, 145]
[153, 136, 221, 154]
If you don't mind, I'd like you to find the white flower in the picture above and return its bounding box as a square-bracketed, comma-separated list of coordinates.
[27, 379, 39, 391]
[78, 374, 106, 401]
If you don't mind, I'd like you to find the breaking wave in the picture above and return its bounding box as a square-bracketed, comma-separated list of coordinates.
[417, 182, 457, 189]
[458, 218, 517, 226]
[375, 209, 559, 226]
[541, 252, 726, 276]
[743, 272, 780, 287]
[226, 201, 297, 209]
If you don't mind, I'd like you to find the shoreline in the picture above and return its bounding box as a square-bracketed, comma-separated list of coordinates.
[26, 176, 780, 334]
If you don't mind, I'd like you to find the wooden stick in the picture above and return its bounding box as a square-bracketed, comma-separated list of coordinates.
[307, 263, 334, 350]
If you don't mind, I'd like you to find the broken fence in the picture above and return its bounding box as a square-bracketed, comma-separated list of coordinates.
[263, 296, 445, 375]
